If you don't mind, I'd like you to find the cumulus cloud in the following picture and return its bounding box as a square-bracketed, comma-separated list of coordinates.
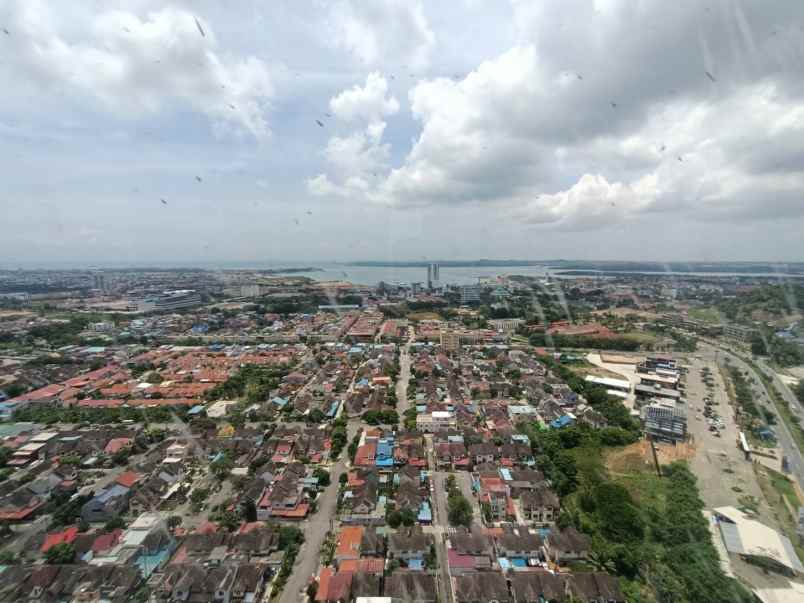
[5, 1, 274, 140]
[309, 73, 399, 198]
[517, 174, 659, 230]
[327, 0, 436, 70]
[330, 72, 400, 123]
[362, 0, 804, 231]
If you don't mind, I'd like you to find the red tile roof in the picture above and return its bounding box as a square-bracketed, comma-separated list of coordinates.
[91, 528, 122, 553]
[335, 526, 364, 560]
[115, 470, 141, 488]
[354, 442, 376, 467]
[104, 438, 132, 454]
[338, 557, 385, 574]
[41, 526, 79, 552]
[77, 399, 124, 408]
[327, 572, 353, 602]
[315, 568, 334, 602]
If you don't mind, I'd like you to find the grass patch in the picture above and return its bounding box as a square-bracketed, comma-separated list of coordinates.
[689, 307, 722, 324]
[755, 465, 804, 563]
[619, 331, 659, 344]
[766, 467, 800, 513]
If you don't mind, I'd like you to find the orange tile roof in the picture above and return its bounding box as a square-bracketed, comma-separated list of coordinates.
[315, 567, 334, 602]
[115, 470, 141, 488]
[41, 526, 78, 552]
[77, 399, 124, 408]
[335, 526, 363, 560]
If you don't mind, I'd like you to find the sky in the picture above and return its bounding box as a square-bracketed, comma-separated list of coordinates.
[2, 0, 804, 266]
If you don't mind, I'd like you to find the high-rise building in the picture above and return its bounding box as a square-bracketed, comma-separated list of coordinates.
[427, 263, 440, 290]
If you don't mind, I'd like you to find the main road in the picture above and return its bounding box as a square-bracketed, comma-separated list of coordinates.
[705, 342, 804, 489]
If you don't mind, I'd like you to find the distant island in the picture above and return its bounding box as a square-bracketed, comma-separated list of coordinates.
[261, 267, 322, 274]
[347, 260, 545, 268]
[544, 260, 804, 275]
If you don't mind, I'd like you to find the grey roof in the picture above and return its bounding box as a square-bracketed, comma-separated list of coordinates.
[385, 572, 436, 602]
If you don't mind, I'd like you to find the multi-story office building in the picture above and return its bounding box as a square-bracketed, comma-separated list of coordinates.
[426, 263, 440, 290]
[459, 285, 481, 304]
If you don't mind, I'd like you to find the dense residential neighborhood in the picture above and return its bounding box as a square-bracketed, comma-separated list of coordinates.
[0, 267, 802, 601]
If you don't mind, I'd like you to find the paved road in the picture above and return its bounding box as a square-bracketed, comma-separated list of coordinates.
[279, 421, 359, 603]
[756, 357, 804, 418]
[430, 471, 454, 603]
[396, 332, 413, 415]
[709, 344, 804, 489]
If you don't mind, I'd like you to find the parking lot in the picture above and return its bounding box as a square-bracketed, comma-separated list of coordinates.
[686, 347, 770, 515]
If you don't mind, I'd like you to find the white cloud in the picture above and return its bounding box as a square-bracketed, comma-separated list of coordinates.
[6, 1, 274, 140]
[309, 73, 398, 198]
[518, 174, 659, 230]
[330, 72, 399, 123]
[327, 0, 435, 70]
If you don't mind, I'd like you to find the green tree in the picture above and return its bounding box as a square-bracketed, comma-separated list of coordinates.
[279, 526, 304, 549]
[313, 468, 331, 487]
[399, 507, 417, 527]
[215, 509, 241, 532]
[45, 542, 75, 564]
[210, 454, 234, 480]
[387, 509, 402, 528]
[104, 515, 126, 532]
[447, 492, 473, 527]
[0, 550, 16, 565]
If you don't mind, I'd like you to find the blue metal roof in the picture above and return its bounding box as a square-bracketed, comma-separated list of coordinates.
[408, 558, 424, 571]
[418, 501, 432, 523]
[96, 484, 130, 502]
[550, 415, 574, 429]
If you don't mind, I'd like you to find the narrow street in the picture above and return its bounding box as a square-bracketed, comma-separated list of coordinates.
[396, 329, 414, 415]
[278, 423, 359, 603]
[426, 433, 453, 603]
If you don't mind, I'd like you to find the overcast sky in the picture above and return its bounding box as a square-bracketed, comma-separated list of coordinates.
[2, 0, 804, 266]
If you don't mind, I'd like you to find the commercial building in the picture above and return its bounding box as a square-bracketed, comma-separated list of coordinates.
[584, 376, 631, 398]
[723, 324, 757, 342]
[640, 400, 687, 442]
[488, 318, 525, 333]
[459, 285, 481, 305]
[714, 506, 804, 576]
[634, 383, 682, 403]
[136, 290, 202, 313]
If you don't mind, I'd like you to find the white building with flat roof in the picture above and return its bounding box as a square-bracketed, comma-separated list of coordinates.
[715, 506, 804, 576]
[416, 411, 456, 433]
